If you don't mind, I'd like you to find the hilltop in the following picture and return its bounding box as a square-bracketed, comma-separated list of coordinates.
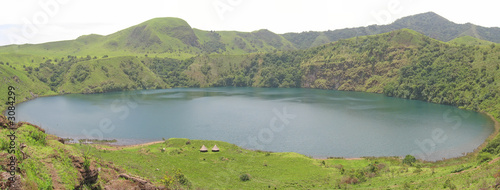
[0, 17, 296, 58]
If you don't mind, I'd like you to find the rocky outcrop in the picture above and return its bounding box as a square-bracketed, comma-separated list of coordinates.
[0, 115, 12, 128]
[0, 172, 21, 190]
[0, 152, 21, 189]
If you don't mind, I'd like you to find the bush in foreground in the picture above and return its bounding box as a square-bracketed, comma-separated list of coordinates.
[402, 155, 416, 166]
[161, 169, 191, 188]
[240, 173, 251, 181]
[477, 152, 493, 163]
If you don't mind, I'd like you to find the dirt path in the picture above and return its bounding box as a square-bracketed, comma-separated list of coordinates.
[448, 154, 500, 176]
[123, 141, 164, 148]
[345, 158, 363, 160]
[91, 140, 164, 151]
[489, 157, 500, 165]
[44, 161, 64, 190]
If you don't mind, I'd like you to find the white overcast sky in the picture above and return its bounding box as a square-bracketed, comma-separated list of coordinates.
[0, 0, 499, 46]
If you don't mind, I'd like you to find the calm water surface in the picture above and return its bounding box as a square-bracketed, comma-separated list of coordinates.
[16, 87, 495, 161]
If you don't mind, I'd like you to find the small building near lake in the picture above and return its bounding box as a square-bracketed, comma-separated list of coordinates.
[200, 145, 208, 152]
[212, 145, 219, 152]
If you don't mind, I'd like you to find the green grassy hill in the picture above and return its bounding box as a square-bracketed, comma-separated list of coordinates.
[0, 18, 201, 59]
[0, 18, 298, 60]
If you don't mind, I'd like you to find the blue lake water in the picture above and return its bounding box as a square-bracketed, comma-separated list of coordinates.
[16, 87, 495, 161]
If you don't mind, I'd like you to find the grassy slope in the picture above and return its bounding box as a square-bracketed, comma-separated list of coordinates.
[0, 64, 54, 112]
[448, 35, 498, 46]
[1, 124, 94, 189]
[74, 138, 500, 189]
[0, 55, 167, 112]
[85, 138, 336, 189]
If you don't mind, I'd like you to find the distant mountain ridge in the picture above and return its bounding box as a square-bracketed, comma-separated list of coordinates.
[1, 12, 499, 57]
[282, 12, 500, 49]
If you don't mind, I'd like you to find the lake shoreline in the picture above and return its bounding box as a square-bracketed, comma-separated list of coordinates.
[8, 87, 500, 162]
[474, 113, 500, 153]
[112, 112, 500, 162]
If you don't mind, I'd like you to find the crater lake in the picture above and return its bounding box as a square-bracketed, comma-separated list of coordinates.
[15, 87, 495, 161]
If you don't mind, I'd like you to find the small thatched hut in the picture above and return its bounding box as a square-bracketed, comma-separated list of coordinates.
[212, 145, 219, 152]
[200, 145, 208, 152]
